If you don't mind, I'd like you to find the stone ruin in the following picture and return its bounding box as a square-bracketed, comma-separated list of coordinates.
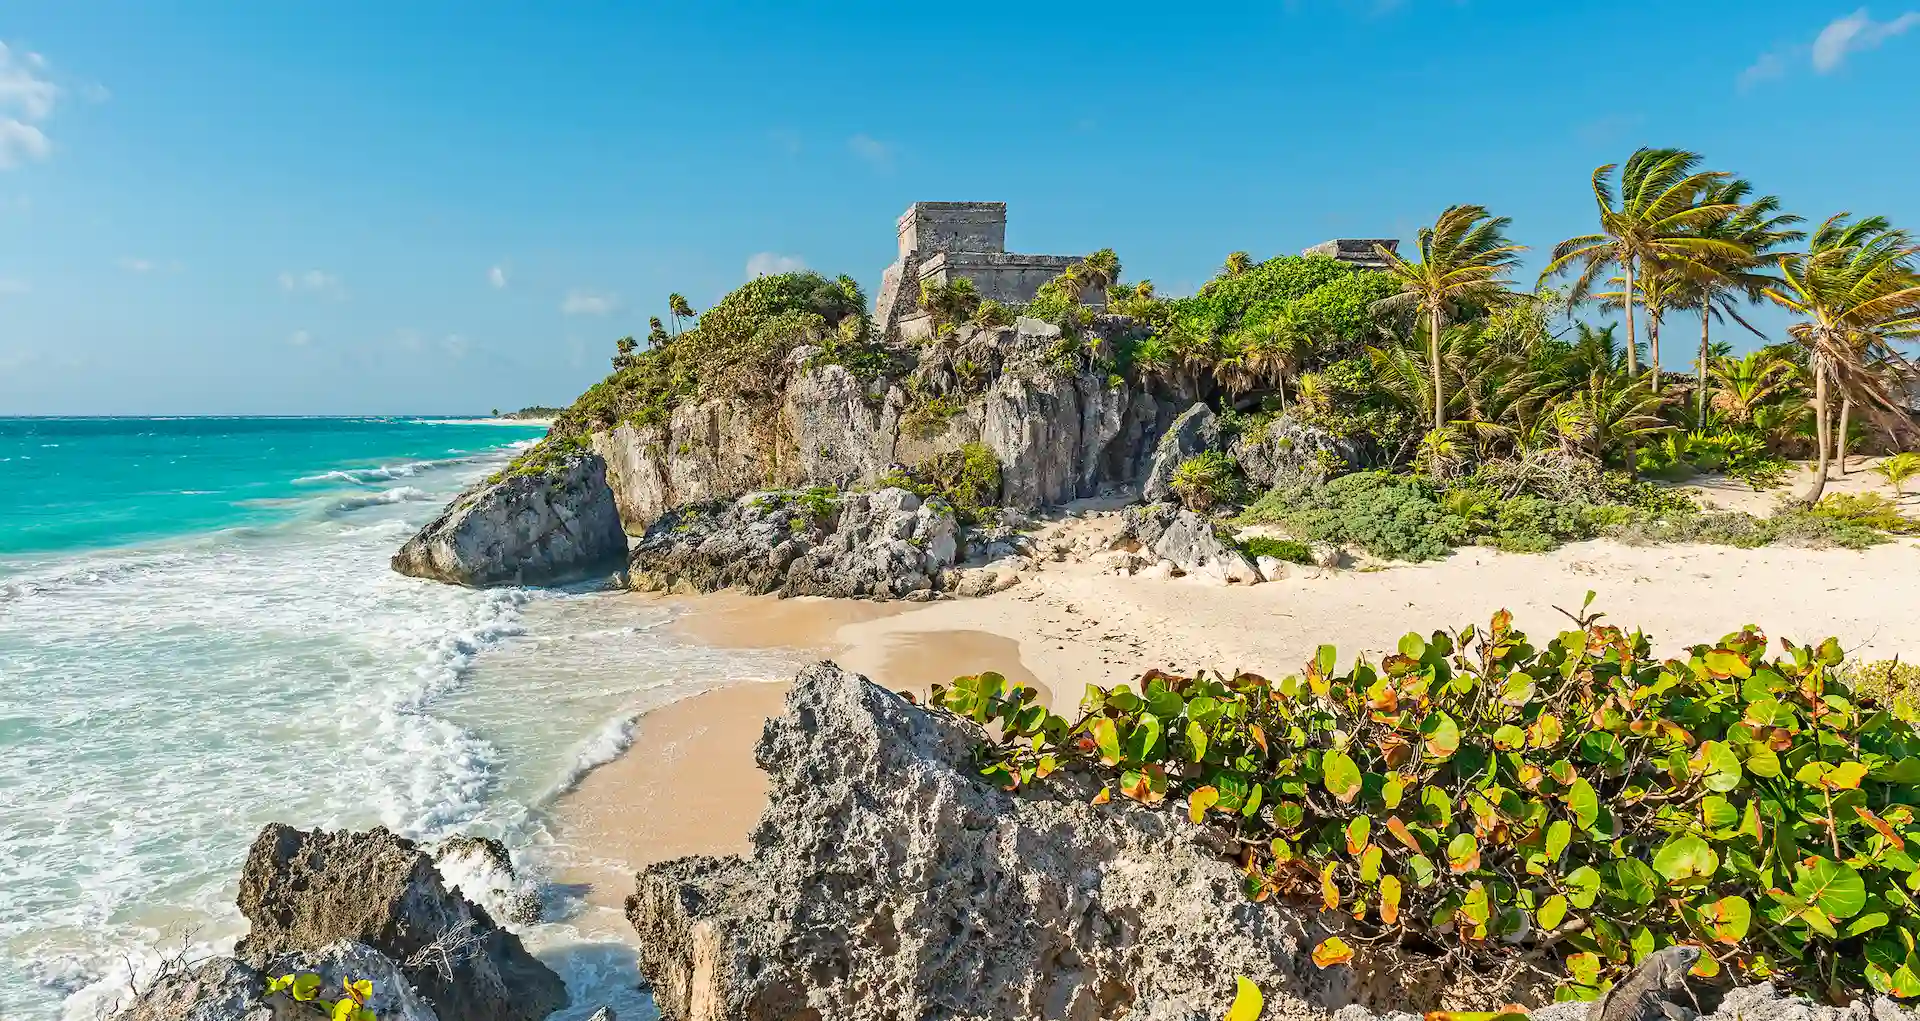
[872, 200, 1402, 338]
[1302, 238, 1400, 271]
[875, 202, 1097, 340]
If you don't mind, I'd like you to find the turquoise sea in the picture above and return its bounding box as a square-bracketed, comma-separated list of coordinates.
[0, 418, 792, 1020]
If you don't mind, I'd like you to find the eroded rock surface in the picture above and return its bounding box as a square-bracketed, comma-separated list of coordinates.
[1140, 403, 1221, 503]
[391, 453, 627, 588]
[235, 824, 566, 1021]
[1230, 414, 1359, 491]
[626, 663, 1434, 1021]
[626, 487, 958, 599]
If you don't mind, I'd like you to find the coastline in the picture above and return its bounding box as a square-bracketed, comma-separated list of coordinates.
[547, 532, 1920, 915]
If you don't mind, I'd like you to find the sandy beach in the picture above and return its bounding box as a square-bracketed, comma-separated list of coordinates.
[549, 522, 1920, 916]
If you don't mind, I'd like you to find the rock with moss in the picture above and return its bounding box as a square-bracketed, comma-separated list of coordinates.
[391, 452, 628, 588]
[627, 487, 959, 600]
[1141, 403, 1221, 503]
[1231, 413, 1359, 490]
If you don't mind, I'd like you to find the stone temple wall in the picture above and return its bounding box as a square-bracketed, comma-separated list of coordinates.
[876, 202, 1093, 339]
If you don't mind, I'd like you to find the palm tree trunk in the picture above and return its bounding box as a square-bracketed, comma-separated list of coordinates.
[1836, 398, 1853, 475]
[1648, 310, 1662, 393]
[1804, 371, 1832, 505]
[1623, 259, 1640, 377]
[1697, 310, 1711, 427]
[1429, 308, 1445, 432]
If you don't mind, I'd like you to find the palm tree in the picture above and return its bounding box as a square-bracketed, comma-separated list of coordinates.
[1224, 251, 1254, 277]
[1707, 351, 1800, 425]
[667, 293, 694, 335]
[1540, 149, 1745, 380]
[1592, 267, 1686, 391]
[1763, 213, 1920, 504]
[1373, 204, 1526, 431]
[1675, 182, 1804, 423]
[1551, 372, 1674, 464]
[646, 317, 670, 347]
[1078, 249, 1121, 301]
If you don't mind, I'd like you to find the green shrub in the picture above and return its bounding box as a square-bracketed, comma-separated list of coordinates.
[929, 605, 1920, 1002]
[1873, 453, 1920, 496]
[1480, 494, 1601, 553]
[971, 299, 1014, 328]
[268, 973, 378, 1021]
[1241, 472, 1463, 562]
[1816, 492, 1915, 533]
[1608, 506, 1887, 551]
[488, 431, 592, 483]
[1171, 451, 1245, 513]
[1845, 658, 1920, 720]
[1239, 536, 1312, 564]
[880, 443, 1002, 524]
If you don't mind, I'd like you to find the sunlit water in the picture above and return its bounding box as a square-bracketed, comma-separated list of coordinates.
[0, 418, 788, 1020]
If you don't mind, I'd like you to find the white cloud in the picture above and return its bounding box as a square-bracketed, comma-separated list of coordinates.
[746, 252, 807, 278]
[287, 329, 312, 347]
[487, 265, 508, 288]
[848, 134, 894, 172]
[561, 288, 618, 316]
[0, 119, 49, 169]
[0, 42, 58, 170]
[1813, 8, 1920, 70]
[1737, 51, 1788, 90]
[278, 269, 345, 298]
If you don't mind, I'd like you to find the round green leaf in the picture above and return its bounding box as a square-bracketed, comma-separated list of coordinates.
[1795, 858, 1868, 921]
[1653, 834, 1720, 885]
[1322, 749, 1363, 803]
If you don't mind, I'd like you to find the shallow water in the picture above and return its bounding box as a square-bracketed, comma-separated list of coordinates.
[0, 418, 786, 1020]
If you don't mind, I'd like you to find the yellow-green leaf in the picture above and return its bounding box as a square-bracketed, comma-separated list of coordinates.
[1189, 785, 1219, 824]
[1225, 975, 1265, 1021]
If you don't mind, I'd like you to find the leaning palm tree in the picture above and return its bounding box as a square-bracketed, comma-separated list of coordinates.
[1078, 249, 1121, 299]
[1763, 213, 1920, 504]
[667, 292, 695, 335]
[1675, 182, 1804, 423]
[1550, 372, 1674, 465]
[1373, 204, 1526, 431]
[1223, 251, 1254, 277]
[1540, 149, 1746, 380]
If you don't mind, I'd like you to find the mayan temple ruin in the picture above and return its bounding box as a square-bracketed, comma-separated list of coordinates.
[874, 201, 1400, 338]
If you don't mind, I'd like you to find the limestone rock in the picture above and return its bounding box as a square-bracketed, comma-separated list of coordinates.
[1114, 504, 1260, 585]
[1141, 403, 1221, 503]
[1310, 542, 1345, 570]
[234, 824, 567, 1021]
[627, 488, 959, 600]
[265, 941, 441, 1021]
[391, 454, 627, 588]
[113, 957, 273, 1021]
[1256, 555, 1289, 582]
[1230, 414, 1359, 491]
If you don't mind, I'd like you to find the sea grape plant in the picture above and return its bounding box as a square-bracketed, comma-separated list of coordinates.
[266, 973, 379, 1021]
[927, 599, 1920, 1002]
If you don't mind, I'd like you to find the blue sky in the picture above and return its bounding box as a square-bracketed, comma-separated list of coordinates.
[1, 1, 1917, 415]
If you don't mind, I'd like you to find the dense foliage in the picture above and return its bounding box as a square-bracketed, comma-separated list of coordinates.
[1171, 452, 1245, 513]
[878, 442, 1002, 524]
[930, 606, 1920, 1002]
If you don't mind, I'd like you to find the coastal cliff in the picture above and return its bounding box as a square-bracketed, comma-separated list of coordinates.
[586, 316, 1179, 530]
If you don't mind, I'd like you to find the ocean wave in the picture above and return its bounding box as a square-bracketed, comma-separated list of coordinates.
[328, 486, 433, 514]
[549, 711, 644, 798]
[293, 454, 481, 485]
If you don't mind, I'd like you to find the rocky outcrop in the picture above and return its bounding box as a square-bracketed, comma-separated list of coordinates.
[626, 663, 1444, 1021]
[235, 824, 567, 1021]
[589, 320, 1180, 529]
[392, 453, 627, 588]
[627, 487, 959, 600]
[115, 942, 440, 1021]
[1230, 414, 1359, 491]
[1112, 503, 1260, 584]
[434, 836, 542, 927]
[1141, 403, 1221, 503]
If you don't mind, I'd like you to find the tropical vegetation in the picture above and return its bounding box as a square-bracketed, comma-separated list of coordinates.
[930, 604, 1920, 1003]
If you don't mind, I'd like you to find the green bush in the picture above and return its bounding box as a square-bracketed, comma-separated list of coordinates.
[1817, 493, 1915, 533]
[1239, 536, 1312, 564]
[1845, 658, 1920, 720]
[929, 605, 1920, 1002]
[1171, 451, 1245, 513]
[879, 443, 1002, 524]
[1241, 472, 1463, 562]
[488, 431, 592, 483]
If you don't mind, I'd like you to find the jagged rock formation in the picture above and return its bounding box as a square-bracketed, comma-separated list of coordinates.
[1112, 503, 1261, 584]
[588, 318, 1181, 529]
[391, 453, 627, 588]
[1141, 403, 1221, 503]
[235, 824, 567, 1021]
[627, 487, 959, 600]
[115, 942, 440, 1021]
[627, 663, 1431, 1021]
[1230, 414, 1359, 491]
